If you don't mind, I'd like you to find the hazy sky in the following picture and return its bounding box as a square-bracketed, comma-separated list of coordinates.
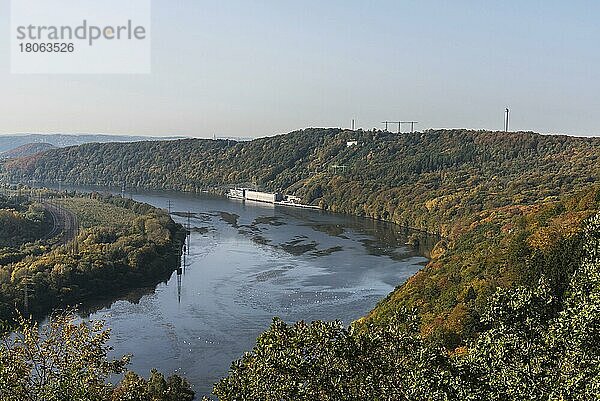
[1, 0, 599, 138]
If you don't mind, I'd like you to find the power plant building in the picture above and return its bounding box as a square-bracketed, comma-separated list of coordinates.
[244, 190, 283, 203]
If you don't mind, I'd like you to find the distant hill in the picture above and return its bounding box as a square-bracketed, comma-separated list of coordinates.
[1, 142, 56, 159]
[4, 129, 598, 227]
[0, 134, 185, 153]
[3, 128, 600, 345]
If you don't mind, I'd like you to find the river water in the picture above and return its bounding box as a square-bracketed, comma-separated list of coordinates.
[39, 186, 433, 396]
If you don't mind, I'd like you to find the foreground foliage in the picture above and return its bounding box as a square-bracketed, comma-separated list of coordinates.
[211, 213, 600, 400]
[0, 311, 195, 401]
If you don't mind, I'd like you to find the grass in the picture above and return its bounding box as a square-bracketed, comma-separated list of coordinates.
[56, 197, 139, 229]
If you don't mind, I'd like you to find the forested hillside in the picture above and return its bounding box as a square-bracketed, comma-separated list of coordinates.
[3, 128, 600, 344]
[0, 134, 180, 153]
[4, 129, 599, 236]
[0, 143, 56, 160]
[361, 186, 600, 346]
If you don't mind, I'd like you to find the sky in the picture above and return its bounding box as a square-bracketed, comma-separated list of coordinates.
[1, 0, 599, 138]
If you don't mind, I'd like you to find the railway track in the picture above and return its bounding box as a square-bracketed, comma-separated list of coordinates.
[42, 201, 78, 243]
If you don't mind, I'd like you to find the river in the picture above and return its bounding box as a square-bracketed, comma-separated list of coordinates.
[39, 185, 433, 396]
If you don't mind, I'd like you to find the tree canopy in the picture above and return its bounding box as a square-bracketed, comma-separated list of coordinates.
[0, 310, 195, 401]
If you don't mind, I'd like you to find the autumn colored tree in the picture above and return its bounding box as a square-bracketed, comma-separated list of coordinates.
[0, 311, 195, 401]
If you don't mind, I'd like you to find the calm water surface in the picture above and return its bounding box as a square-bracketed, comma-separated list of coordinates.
[44, 186, 432, 396]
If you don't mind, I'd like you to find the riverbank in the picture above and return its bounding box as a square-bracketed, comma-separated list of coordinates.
[0, 190, 186, 322]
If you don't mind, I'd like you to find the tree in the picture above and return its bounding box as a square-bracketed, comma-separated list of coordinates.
[458, 212, 600, 401]
[212, 312, 457, 401]
[112, 369, 195, 401]
[0, 310, 195, 401]
[0, 310, 129, 401]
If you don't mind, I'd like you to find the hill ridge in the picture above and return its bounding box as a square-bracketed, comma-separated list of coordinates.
[3, 127, 599, 342]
